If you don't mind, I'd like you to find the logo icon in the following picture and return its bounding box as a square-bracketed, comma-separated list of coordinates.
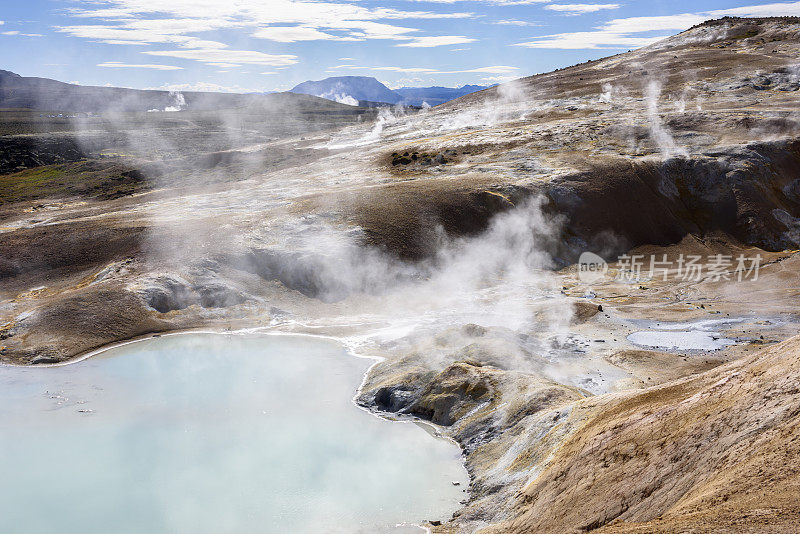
[577, 252, 608, 284]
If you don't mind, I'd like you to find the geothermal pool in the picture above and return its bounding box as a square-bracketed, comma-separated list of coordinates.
[0, 333, 468, 534]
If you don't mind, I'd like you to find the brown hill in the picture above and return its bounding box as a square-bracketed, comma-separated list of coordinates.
[480, 333, 800, 533]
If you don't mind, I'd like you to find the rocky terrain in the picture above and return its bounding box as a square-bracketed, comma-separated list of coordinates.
[2, 16, 800, 533]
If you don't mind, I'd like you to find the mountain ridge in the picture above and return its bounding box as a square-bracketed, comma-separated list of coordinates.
[0, 70, 359, 113]
[290, 75, 492, 107]
[0, 70, 493, 112]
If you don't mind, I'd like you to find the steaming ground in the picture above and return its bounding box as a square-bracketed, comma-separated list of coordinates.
[3, 16, 800, 534]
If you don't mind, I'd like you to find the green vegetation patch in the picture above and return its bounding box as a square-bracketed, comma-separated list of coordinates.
[0, 159, 150, 204]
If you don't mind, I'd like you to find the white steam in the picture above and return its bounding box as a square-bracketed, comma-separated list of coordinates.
[365, 107, 395, 143]
[332, 93, 359, 107]
[599, 83, 614, 104]
[317, 84, 360, 106]
[645, 81, 687, 159]
[165, 91, 186, 112]
[148, 91, 186, 113]
[324, 106, 405, 149]
[438, 79, 529, 131]
[320, 78, 531, 150]
[265, 196, 569, 333]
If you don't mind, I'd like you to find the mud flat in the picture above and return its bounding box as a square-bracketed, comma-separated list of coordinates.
[0, 333, 468, 534]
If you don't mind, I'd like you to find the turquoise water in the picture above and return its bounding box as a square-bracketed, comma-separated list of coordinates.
[0, 333, 468, 533]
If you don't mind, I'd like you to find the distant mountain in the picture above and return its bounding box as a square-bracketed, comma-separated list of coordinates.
[291, 76, 402, 105]
[289, 76, 492, 107]
[394, 85, 494, 107]
[0, 69, 494, 113]
[0, 70, 355, 113]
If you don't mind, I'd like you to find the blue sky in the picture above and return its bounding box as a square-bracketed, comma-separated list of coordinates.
[1, 1, 799, 92]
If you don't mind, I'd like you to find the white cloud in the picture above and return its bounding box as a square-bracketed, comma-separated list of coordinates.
[61, 0, 473, 50]
[58, 0, 485, 70]
[516, 2, 800, 49]
[396, 35, 476, 47]
[710, 1, 800, 17]
[494, 19, 542, 26]
[0, 29, 43, 37]
[336, 20, 419, 40]
[253, 26, 342, 42]
[403, 0, 549, 3]
[517, 30, 664, 49]
[121, 18, 234, 34]
[481, 75, 517, 82]
[150, 81, 260, 93]
[331, 64, 437, 72]
[329, 64, 518, 74]
[374, 66, 439, 72]
[599, 14, 708, 34]
[57, 25, 229, 48]
[100, 39, 150, 46]
[144, 49, 298, 67]
[457, 65, 518, 73]
[98, 61, 183, 70]
[545, 3, 620, 15]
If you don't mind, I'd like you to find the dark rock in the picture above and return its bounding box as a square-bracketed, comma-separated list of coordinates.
[374, 385, 419, 412]
[30, 355, 61, 365]
[408, 362, 493, 426]
[0, 135, 86, 174]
